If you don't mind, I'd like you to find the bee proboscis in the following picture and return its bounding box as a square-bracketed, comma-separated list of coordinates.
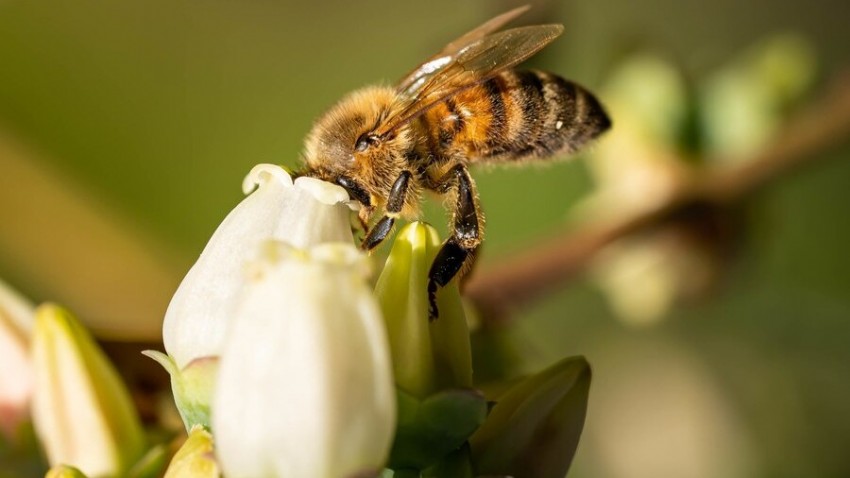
[299, 6, 611, 319]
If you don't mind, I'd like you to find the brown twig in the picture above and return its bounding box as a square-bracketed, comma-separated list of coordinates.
[465, 70, 850, 325]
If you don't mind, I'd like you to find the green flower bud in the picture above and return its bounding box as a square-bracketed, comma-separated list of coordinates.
[163, 426, 220, 478]
[31, 304, 146, 477]
[45, 465, 88, 478]
[375, 222, 473, 398]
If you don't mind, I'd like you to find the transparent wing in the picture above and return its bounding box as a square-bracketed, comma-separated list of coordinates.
[376, 23, 563, 137]
[395, 5, 531, 96]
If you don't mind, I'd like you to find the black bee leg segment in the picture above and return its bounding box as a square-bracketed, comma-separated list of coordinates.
[427, 164, 481, 320]
[427, 237, 470, 320]
[386, 171, 413, 214]
[362, 216, 395, 250]
[361, 171, 413, 251]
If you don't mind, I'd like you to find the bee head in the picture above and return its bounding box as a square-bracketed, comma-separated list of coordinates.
[303, 85, 413, 203]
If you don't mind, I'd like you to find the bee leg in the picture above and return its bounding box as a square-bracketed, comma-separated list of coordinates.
[362, 216, 395, 251]
[427, 164, 481, 320]
[362, 171, 413, 251]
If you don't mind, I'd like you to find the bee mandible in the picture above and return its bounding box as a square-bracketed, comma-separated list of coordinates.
[298, 6, 611, 319]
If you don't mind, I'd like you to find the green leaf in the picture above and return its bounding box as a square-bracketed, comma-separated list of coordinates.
[389, 388, 488, 470]
[421, 443, 474, 478]
[126, 443, 170, 478]
[470, 356, 591, 478]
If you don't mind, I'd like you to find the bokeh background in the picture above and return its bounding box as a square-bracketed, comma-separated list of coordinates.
[1, 0, 849, 477]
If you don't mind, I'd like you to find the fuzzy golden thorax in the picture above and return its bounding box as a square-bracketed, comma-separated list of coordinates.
[302, 85, 415, 207]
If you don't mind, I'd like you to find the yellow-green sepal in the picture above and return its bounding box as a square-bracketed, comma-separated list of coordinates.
[142, 351, 218, 431]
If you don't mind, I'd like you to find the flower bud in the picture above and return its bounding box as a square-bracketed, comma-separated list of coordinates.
[45, 465, 88, 478]
[213, 241, 395, 478]
[163, 164, 358, 369]
[31, 304, 146, 477]
[163, 425, 220, 478]
[374, 222, 472, 398]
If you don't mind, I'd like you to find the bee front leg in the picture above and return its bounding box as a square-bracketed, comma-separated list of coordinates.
[362, 171, 413, 251]
[427, 164, 482, 320]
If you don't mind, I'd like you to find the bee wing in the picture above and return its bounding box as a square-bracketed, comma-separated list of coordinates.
[376, 23, 564, 136]
[395, 5, 531, 95]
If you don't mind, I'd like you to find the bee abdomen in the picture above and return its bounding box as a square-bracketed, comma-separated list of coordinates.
[480, 69, 610, 162]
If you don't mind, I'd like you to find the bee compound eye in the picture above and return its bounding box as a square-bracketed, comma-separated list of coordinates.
[355, 132, 380, 153]
[355, 134, 370, 153]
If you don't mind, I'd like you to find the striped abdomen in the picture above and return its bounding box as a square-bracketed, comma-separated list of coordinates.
[420, 69, 610, 164]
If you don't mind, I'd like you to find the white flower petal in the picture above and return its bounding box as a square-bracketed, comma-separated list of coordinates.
[0, 279, 34, 442]
[242, 163, 294, 195]
[164, 164, 355, 368]
[295, 176, 360, 210]
[213, 242, 395, 478]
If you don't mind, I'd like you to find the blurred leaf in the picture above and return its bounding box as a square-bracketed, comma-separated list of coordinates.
[126, 443, 171, 478]
[421, 443, 474, 478]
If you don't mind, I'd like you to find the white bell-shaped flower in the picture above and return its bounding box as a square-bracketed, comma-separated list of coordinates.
[163, 164, 357, 368]
[213, 241, 395, 478]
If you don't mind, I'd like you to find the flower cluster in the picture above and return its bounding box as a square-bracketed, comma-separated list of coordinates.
[150, 163, 592, 477]
[1, 163, 592, 478]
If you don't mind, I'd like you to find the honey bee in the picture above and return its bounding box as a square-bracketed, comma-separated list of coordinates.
[298, 6, 611, 319]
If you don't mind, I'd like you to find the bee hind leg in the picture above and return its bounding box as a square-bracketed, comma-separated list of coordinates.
[362, 171, 413, 250]
[427, 164, 482, 321]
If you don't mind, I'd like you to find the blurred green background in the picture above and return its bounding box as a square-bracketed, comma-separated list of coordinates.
[1, 0, 849, 477]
